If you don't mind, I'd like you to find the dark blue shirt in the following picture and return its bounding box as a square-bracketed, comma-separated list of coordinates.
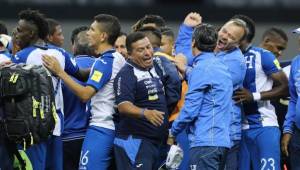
[114, 60, 168, 143]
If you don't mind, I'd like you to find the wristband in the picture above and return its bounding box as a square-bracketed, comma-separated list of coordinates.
[169, 129, 174, 138]
[140, 108, 146, 118]
[252, 92, 261, 101]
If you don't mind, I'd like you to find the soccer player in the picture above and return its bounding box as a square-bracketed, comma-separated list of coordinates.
[160, 27, 175, 56]
[260, 27, 288, 59]
[61, 26, 95, 170]
[114, 32, 128, 59]
[43, 14, 125, 169]
[46, 18, 64, 47]
[12, 9, 88, 170]
[232, 14, 288, 170]
[132, 14, 166, 32]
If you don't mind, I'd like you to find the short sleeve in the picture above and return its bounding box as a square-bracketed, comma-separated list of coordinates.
[86, 58, 113, 91]
[113, 67, 136, 105]
[63, 50, 79, 76]
[261, 51, 280, 76]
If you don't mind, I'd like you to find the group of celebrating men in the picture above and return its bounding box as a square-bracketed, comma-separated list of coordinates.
[0, 8, 299, 170]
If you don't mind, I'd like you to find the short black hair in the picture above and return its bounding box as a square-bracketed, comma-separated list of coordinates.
[74, 30, 94, 56]
[262, 27, 288, 42]
[126, 32, 146, 54]
[132, 14, 166, 31]
[71, 26, 89, 45]
[161, 27, 175, 39]
[137, 26, 162, 47]
[231, 14, 256, 43]
[141, 14, 166, 28]
[94, 14, 121, 45]
[0, 21, 8, 35]
[46, 18, 60, 36]
[118, 31, 127, 37]
[138, 26, 162, 39]
[18, 9, 49, 40]
[193, 23, 218, 52]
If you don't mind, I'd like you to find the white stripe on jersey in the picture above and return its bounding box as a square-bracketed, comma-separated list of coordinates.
[25, 48, 67, 136]
[89, 52, 126, 130]
[243, 49, 278, 129]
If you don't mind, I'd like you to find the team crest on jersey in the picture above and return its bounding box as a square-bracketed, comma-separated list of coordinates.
[14, 54, 20, 61]
[70, 57, 77, 66]
[148, 94, 158, 101]
[273, 59, 281, 69]
[91, 70, 103, 82]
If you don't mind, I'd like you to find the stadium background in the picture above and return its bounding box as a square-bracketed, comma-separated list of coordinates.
[0, 0, 299, 61]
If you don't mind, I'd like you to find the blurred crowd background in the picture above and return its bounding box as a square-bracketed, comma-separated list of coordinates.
[0, 0, 299, 60]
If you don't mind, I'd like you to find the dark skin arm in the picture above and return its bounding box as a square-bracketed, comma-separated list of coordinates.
[233, 71, 288, 103]
[73, 68, 90, 82]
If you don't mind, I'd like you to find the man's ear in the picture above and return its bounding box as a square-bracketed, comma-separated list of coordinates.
[47, 35, 52, 41]
[192, 39, 196, 48]
[263, 37, 271, 44]
[100, 32, 108, 43]
[30, 30, 38, 39]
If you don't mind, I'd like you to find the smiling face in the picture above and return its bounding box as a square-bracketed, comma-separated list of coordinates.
[216, 21, 245, 51]
[130, 37, 154, 69]
[15, 19, 37, 49]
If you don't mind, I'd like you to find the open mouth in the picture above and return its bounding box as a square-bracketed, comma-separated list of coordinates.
[144, 57, 152, 64]
[217, 40, 226, 49]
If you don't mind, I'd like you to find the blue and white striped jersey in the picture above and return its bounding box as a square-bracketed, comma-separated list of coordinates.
[242, 46, 281, 129]
[86, 49, 125, 130]
[12, 44, 79, 136]
[0, 50, 11, 63]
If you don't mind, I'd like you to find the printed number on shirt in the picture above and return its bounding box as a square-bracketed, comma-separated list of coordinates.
[261, 158, 275, 170]
[245, 55, 254, 69]
[80, 150, 90, 166]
